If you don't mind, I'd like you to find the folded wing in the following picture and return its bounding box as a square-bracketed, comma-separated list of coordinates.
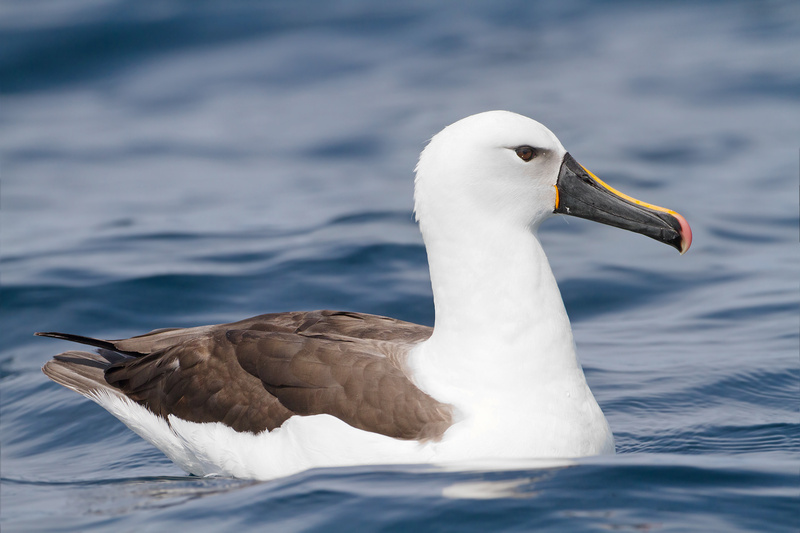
[41, 310, 452, 441]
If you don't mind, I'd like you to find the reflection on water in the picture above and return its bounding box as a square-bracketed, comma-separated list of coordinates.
[442, 478, 539, 500]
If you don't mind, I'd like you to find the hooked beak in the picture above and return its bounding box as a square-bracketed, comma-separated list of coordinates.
[554, 153, 692, 254]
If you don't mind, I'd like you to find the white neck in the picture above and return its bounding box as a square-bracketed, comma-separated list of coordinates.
[413, 215, 581, 393]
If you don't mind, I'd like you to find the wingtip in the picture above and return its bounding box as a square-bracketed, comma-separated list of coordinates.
[35, 331, 66, 339]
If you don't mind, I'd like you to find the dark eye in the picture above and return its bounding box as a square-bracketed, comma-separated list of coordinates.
[515, 145, 537, 162]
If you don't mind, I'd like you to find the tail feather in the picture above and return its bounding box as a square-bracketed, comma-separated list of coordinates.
[42, 350, 129, 400]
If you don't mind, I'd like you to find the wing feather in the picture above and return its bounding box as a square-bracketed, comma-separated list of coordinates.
[41, 310, 451, 441]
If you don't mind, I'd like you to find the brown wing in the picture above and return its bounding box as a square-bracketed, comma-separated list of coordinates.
[42, 310, 451, 441]
[227, 327, 452, 441]
[109, 310, 432, 354]
[104, 332, 295, 433]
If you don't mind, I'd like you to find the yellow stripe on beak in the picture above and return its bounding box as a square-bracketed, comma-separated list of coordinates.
[580, 165, 680, 218]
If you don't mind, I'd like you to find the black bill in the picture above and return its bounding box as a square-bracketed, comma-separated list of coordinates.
[554, 153, 692, 254]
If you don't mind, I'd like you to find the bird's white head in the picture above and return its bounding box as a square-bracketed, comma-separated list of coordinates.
[414, 110, 692, 254]
[414, 110, 566, 234]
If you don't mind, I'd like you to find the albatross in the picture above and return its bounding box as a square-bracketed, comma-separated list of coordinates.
[39, 111, 692, 480]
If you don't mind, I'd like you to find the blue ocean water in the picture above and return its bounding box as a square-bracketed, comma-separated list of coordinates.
[2, 1, 799, 531]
